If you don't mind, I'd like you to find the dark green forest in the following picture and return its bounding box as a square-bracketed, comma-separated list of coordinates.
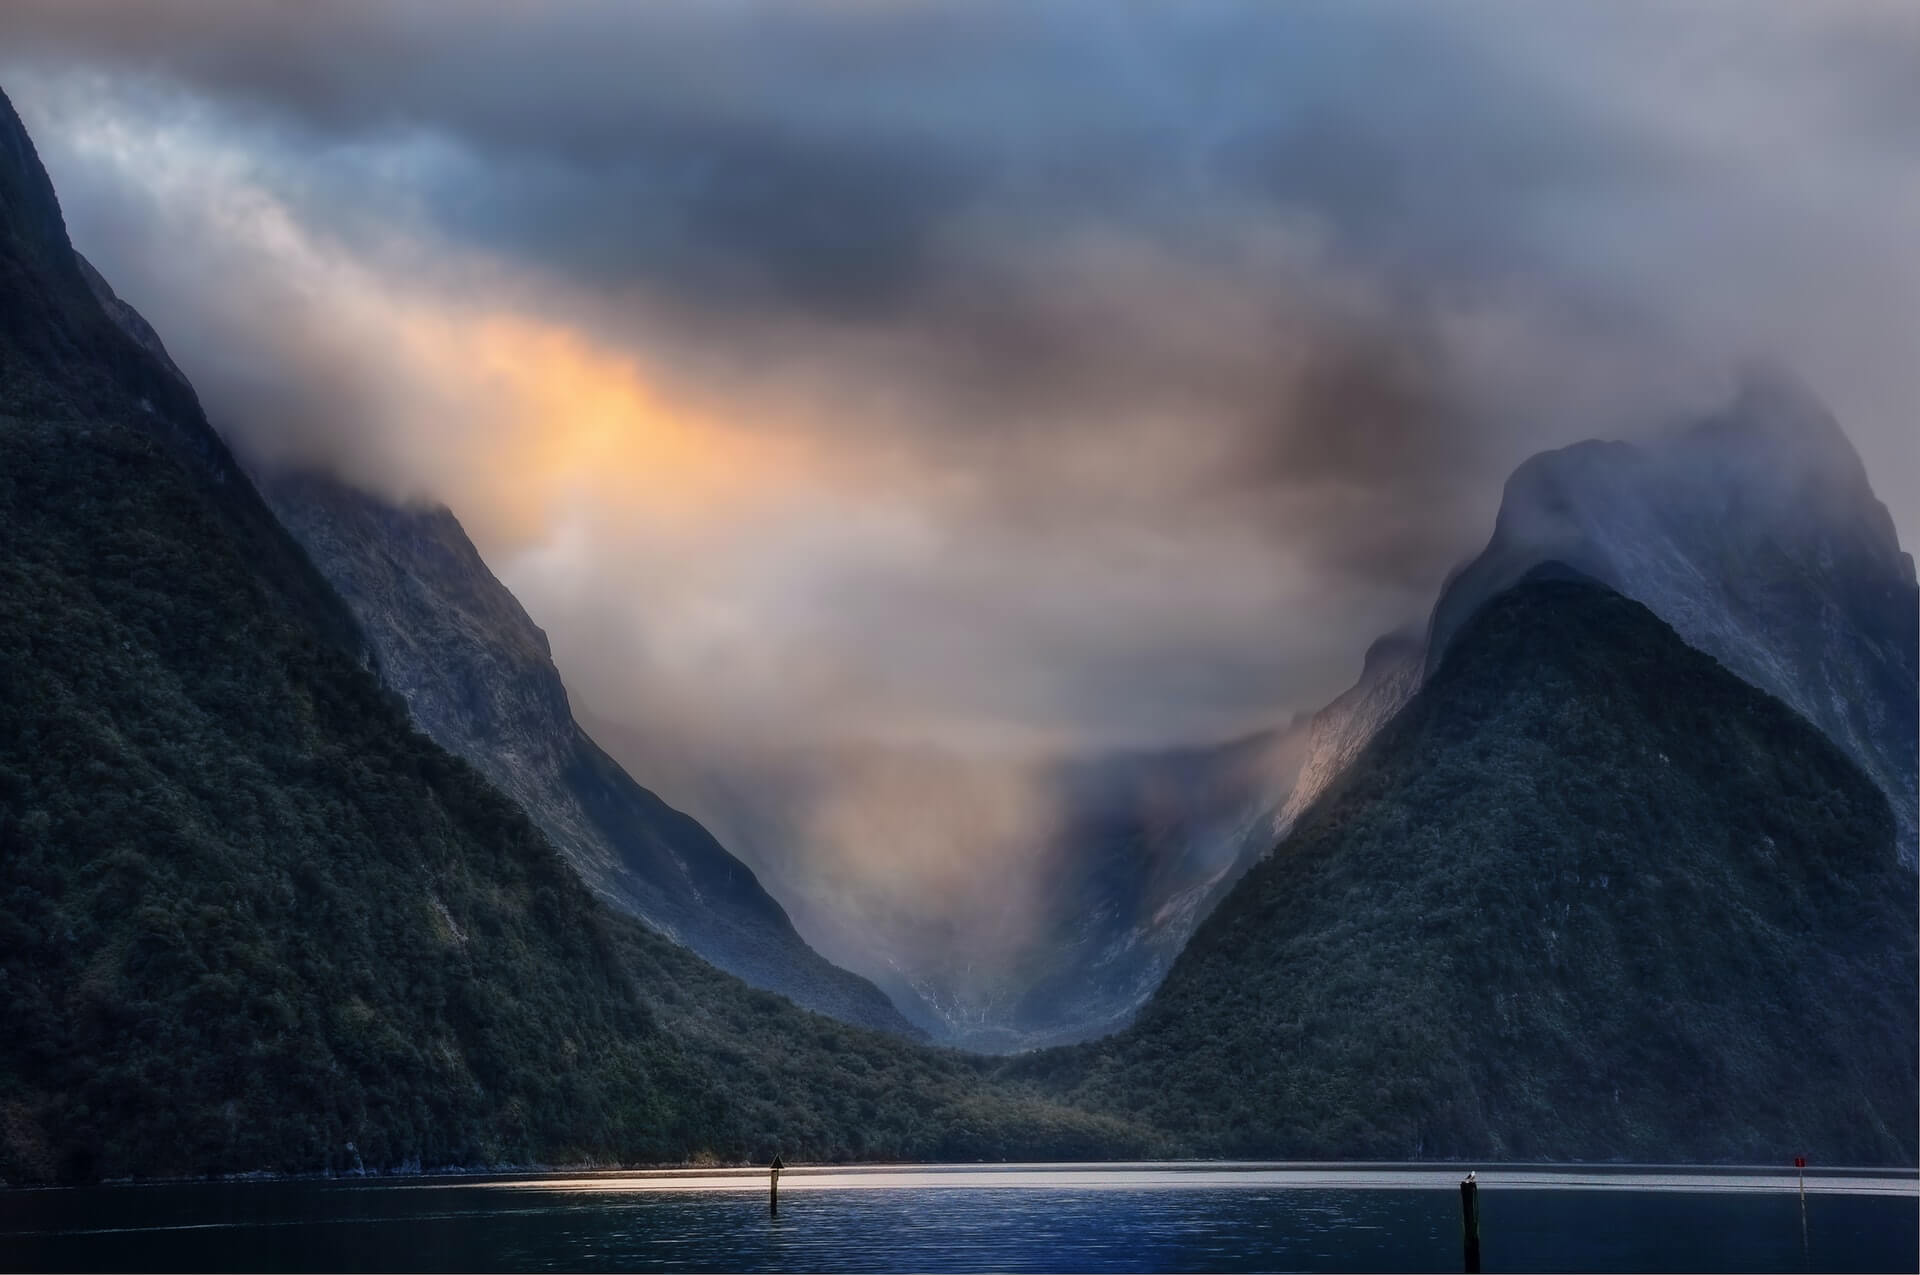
[1011, 573, 1918, 1165]
[0, 86, 1148, 1183]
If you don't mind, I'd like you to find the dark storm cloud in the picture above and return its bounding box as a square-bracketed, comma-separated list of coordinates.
[0, 0, 1644, 318]
[411, 119, 987, 320]
[0, 0, 1911, 730]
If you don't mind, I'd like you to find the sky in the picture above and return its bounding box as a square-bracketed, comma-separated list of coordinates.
[3, 1, 1916, 968]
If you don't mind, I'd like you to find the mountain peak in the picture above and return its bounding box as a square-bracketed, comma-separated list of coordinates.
[1427, 381, 1918, 865]
[0, 85, 79, 281]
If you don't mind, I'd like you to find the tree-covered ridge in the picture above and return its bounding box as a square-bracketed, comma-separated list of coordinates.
[256, 471, 917, 1039]
[0, 83, 1148, 1184]
[1015, 572, 1917, 1165]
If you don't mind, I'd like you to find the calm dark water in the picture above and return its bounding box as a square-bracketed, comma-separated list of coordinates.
[1, 1164, 1913, 1273]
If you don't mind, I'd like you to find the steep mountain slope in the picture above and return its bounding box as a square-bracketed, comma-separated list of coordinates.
[0, 83, 1145, 1183]
[1016, 571, 1918, 1164]
[72, 238, 914, 1038]
[1273, 628, 1424, 835]
[594, 719, 1316, 1052]
[1427, 380, 1918, 866]
[253, 471, 916, 1038]
[592, 629, 1473, 1054]
[784, 382, 1916, 1051]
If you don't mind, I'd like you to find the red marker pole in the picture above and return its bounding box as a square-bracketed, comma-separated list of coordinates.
[1795, 1155, 1808, 1263]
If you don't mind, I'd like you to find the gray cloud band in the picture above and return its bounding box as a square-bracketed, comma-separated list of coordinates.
[0, 0, 1912, 837]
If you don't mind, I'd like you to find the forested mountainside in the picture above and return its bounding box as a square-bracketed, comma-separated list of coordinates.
[0, 82, 1141, 1185]
[254, 471, 915, 1038]
[1426, 384, 1919, 867]
[1016, 571, 1917, 1165]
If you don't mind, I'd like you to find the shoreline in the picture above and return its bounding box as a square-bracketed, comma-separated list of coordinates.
[9, 1157, 1915, 1194]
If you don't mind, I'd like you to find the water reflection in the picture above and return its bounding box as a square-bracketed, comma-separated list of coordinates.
[450, 1162, 1920, 1196]
[1, 1164, 1913, 1273]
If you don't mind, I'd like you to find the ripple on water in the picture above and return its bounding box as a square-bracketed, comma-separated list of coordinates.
[2, 1165, 1913, 1273]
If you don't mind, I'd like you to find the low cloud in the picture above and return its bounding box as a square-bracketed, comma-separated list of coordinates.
[4, 0, 1914, 969]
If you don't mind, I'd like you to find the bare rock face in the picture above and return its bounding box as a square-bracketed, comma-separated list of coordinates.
[1427, 374, 1917, 868]
[1274, 628, 1425, 841]
[254, 472, 921, 1039]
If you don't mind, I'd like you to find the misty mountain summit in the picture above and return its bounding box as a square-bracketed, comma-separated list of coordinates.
[1427, 373, 1918, 867]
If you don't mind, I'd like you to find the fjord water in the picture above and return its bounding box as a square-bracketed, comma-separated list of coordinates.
[3, 1165, 1914, 1273]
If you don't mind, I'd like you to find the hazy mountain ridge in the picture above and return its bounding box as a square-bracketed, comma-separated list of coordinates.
[1427, 378, 1918, 867]
[1273, 628, 1425, 841]
[593, 376, 1920, 1050]
[67, 171, 918, 1036]
[594, 721, 1319, 1052]
[253, 471, 918, 1039]
[1019, 571, 1918, 1163]
[0, 81, 1145, 1183]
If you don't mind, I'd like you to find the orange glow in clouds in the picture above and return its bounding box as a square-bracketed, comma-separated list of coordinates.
[381, 306, 828, 548]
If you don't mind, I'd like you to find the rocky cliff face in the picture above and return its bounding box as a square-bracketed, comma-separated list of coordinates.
[1273, 628, 1425, 839]
[1427, 376, 1918, 867]
[254, 472, 919, 1038]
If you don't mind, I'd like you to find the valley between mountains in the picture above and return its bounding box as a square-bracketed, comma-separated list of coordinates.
[0, 80, 1913, 1184]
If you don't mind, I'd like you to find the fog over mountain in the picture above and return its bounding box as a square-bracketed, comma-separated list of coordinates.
[4, 1, 1914, 1000]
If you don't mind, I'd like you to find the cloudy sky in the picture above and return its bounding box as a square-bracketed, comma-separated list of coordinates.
[3, 1, 1916, 961]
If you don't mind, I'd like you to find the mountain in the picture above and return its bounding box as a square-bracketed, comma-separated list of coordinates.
[596, 626, 1435, 1053]
[251, 471, 917, 1039]
[1427, 378, 1919, 866]
[66, 151, 915, 1038]
[591, 720, 1317, 1052]
[0, 83, 1145, 1183]
[1273, 628, 1424, 835]
[915, 628, 1425, 1053]
[1018, 570, 1918, 1164]
[796, 379, 1917, 1051]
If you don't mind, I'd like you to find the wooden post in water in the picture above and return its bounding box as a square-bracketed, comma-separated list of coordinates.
[770, 1154, 785, 1217]
[1460, 1171, 1481, 1274]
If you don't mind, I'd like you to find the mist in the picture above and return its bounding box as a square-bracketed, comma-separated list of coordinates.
[4, 0, 1914, 987]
